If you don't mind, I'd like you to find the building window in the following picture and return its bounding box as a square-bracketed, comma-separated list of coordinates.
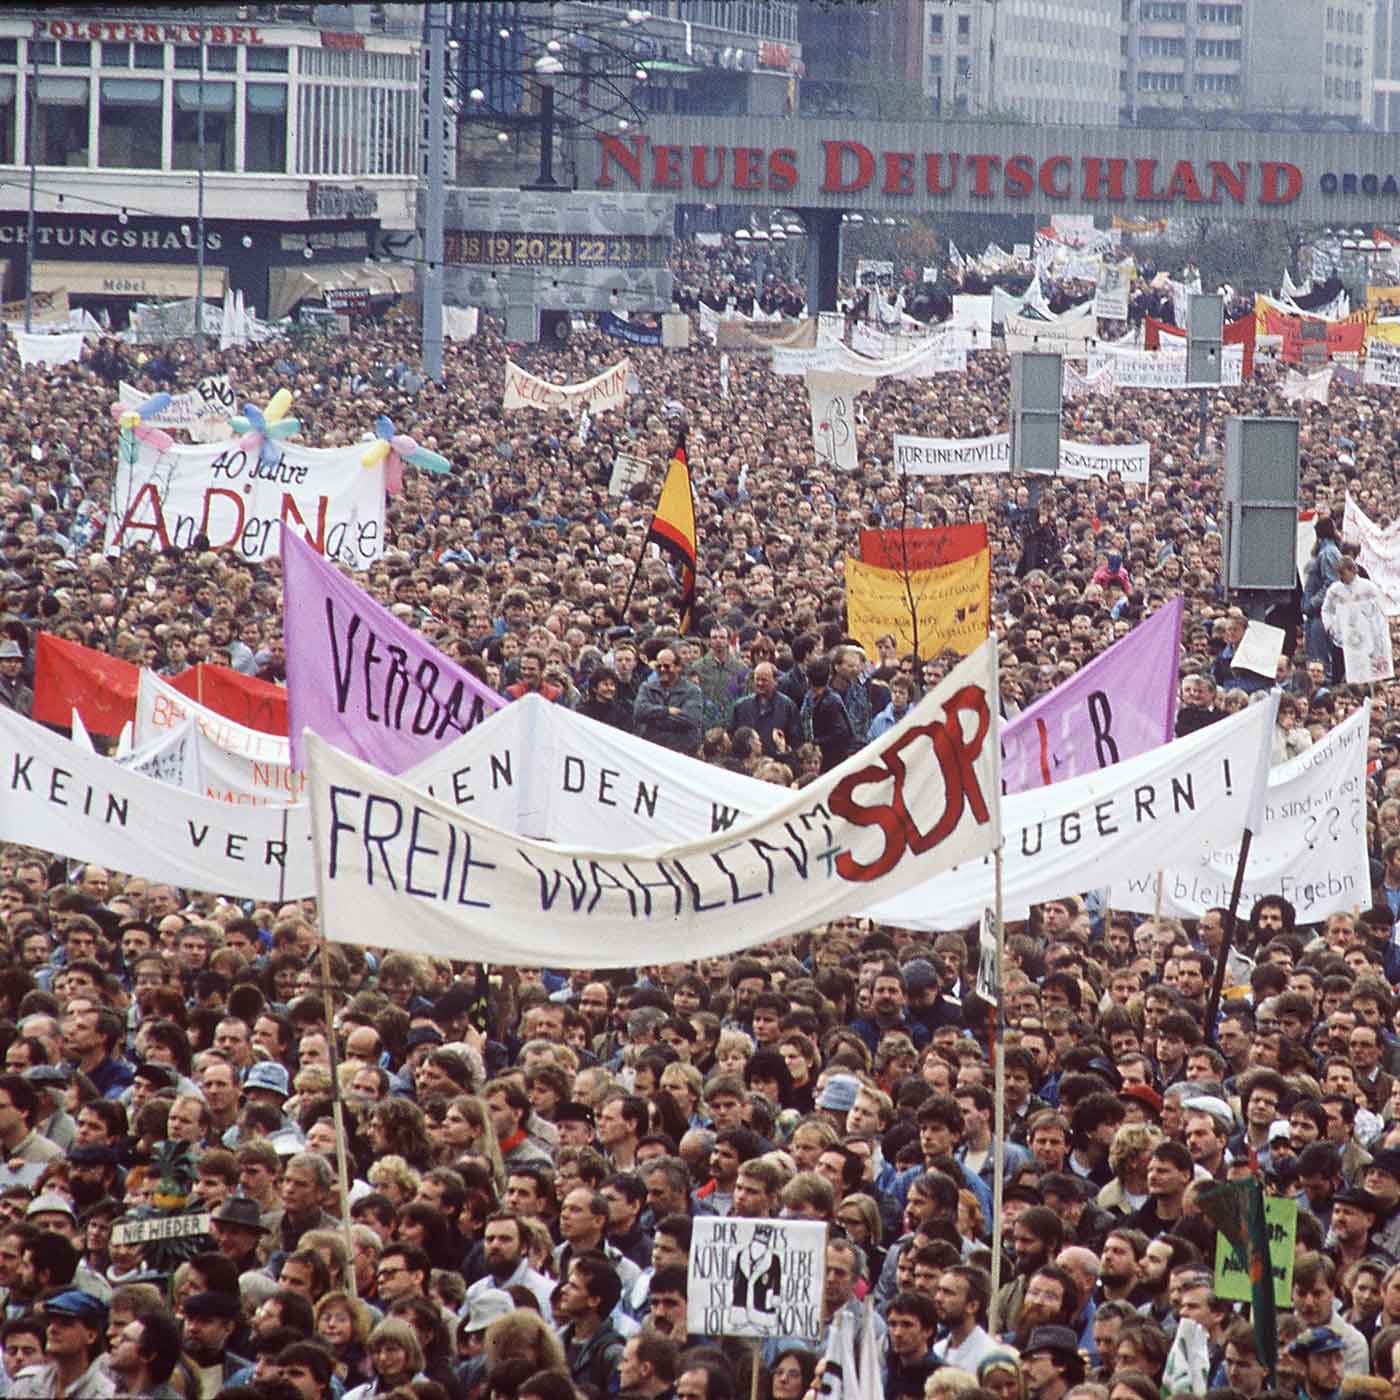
[956, 54, 971, 78]
[929, 55, 944, 77]
[930, 12, 943, 38]
[1141, 36, 1185, 56]
[59, 40, 90, 67]
[1141, 2, 1186, 19]
[207, 46, 236, 72]
[1197, 3, 1241, 21]
[1138, 69, 1184, 91]
[0, 77, 15, 165]
[1195, 72, 1240, 92]
[957, 14, 970, 40]
[101, 42, 130, 67]
[98, 78, 163, 168]
[172, 80, 234, 171]
[246, 47, 289, 72]
[1197, 38, 1241, 59]
[244, 83, 287, 173]
[35, 75, 89, 166]
[133, 43, 163, 69]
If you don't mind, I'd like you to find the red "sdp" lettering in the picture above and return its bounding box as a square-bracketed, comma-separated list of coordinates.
[828, 684, 992, 882]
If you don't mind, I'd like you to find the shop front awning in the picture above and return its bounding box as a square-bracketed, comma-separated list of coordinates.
[267, 260, 413, 320]
[32, 261, 226, 299]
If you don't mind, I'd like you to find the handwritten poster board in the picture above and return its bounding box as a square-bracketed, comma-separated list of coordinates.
[687, 1217, 826, 1341]
[1213, 1195, 1297, 1307]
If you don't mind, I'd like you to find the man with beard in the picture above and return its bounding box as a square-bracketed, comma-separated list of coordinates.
[178, 1291, 250, 1398]
[1097, 1230, 1148, 1305]
[67, 1146, 120, 1212]
[1013, 1266, 1079, 1349]
[931, 1266, 995, 1370]
[994, 1206, 1065, 1336]
[642, 1267, 694, 1347]
[466, 1213, 554, 1319]
[1289, 1327, 1346, 1400]
[1021, 1325, 1086, 1400]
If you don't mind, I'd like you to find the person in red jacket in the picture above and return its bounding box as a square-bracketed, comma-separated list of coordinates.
[505, 649, 561, 702]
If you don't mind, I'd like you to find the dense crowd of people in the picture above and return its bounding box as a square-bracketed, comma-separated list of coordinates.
[0, 235, 1392, 1400]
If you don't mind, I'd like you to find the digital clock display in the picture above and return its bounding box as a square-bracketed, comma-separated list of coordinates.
[444, 231, 668, 268]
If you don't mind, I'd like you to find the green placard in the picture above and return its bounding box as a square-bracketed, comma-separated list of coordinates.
[1213, 1195, 1297, 1307]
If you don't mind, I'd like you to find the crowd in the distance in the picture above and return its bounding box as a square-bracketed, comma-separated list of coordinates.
[0, 234, 1394, 1400]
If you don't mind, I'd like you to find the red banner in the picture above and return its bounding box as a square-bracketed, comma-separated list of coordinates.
[169, 664, 288, 736]
[860, 523, 988, 572]
[1144, 312, 1258, 378]
[1261, 307, 1367, 364]
[32, 633, 138, 736]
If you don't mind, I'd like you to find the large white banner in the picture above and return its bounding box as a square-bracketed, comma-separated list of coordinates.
[1343, 494, 1400, 615]
[866, 698, 1276, 930]
[1064, 361, 1115, 400]
[951, 296, 993, 343]
[1324, 578, 1395, 683]
[0, 707, 312, 900]
[1121, 706, 1371, 924]
[894, 434, 1149, 487]
[136, 670, 302, 805]
[1281, 366, 1334, 405]
[118, 716, 205, 794]
[502, 358, 630, 416]
[307, 645, 1003, 967]
[806, 370, 871, 472]
[118, 379, 235, 441]
[14, 331, 85, 368]
[1004, 310, 1097, 354]
[771, 334, 965, 379]
[105, 438, 384, 568]
[1087, 344, 1243, 388]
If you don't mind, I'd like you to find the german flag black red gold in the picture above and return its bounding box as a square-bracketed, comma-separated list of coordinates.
[643, 433, 697, 631]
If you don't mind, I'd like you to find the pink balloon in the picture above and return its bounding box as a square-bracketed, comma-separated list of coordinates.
[390, 434, 417, 457]
[139, 427, 175, 453]
[239, 430, 262, 456]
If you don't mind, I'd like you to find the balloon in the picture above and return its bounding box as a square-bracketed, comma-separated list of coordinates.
[265, 388, 293, 424]
[360, 414, 451, 495]
[110, 391, 176, 459]
[229, 391, 296, 469]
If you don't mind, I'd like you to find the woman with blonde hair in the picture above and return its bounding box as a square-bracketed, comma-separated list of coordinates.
[314, 1290, 373, 1385]
[517, 1217, 556, 1276]
[836, 1193, 884, 1276]
[343, 1318, 424, 1400]
[367, 1155, 421, 1208]
[482, 1308, 568, 1376]
[437, 1095, 505, 1189]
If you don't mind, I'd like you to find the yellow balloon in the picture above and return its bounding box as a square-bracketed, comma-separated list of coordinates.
[265, 388, 293, 424]
[361, 440, 391, 468]
[118, 412, 141, 430]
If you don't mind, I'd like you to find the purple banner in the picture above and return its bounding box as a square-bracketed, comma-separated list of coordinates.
[1001, 597, 1183, 794]
[282, 528, 505, 773]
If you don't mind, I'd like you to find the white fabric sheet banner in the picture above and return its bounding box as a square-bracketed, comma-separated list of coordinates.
[0, 706, 313, 899]
[1004, 311, 1097, 354]
[951, 296, 994, 344]
[864, 697, 1276, 931]
[443, 306, 479, 341]
[307, 644, 1003, 966]
[13, 331, 85, 368]
[1121, 705, 1370, 924]
[118, 716, 205, 794]
[894, 433, 1149, 487]
[118, 379, 235, 440]
[687, 1216, 826, 1341]
[771, 334, 965, 379]
[1064, 361, 1116, 399]
[1086, 343, 1243, 388]
[1281, 366, 1334, 405]
[135, 670, 302, 805]
[501, 358, 630, 416]
[403, 694, 781, 845]
[698, 303, 720, 342]
[105, 437, 384, 568]
[1323, 577, 1395, 683]
[1343, 494, 1400, 615]
[806, 371, 872, 473]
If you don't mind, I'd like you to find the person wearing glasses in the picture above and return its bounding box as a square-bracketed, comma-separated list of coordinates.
[633, 648, 703, 754]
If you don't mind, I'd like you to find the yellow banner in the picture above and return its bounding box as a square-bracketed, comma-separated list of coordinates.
[845, 551, 990, 659]
[1112, 215, 1168, 233]
[1368, 321, 1400, 346]
[1367, 286, 1400, 307]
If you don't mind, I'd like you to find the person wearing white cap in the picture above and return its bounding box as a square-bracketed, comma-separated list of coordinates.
[0, 641, 30, 718]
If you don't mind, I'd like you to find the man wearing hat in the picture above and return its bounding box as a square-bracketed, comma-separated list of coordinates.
[7, 1291, 112, 1398]
[1331, 1185, 1391, 1272]
[1289, 1326, 1345, 1400]
[1362, 1148, 1400, 1260]
[179, 1291, 251, 1398]
[1021, 1324, 1085, 1400]
[208, 1198, 269, 1277]
[0, 641, 31, 717]
[457, 1288, 514, 1395]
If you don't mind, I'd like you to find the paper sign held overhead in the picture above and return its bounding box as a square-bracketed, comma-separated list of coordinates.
[687, 1217, 826, 1341]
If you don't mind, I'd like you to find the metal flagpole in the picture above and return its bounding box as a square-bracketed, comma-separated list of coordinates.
[422, 3, 447, 383]
[23, 20, 38, 334]
[195, 37, 206, 349]
[988, 845, 1007, 1336]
